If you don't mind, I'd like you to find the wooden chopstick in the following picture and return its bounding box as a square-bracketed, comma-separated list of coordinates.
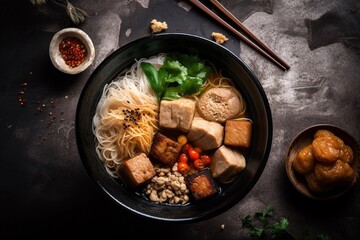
[189, 0, 290, 71]
[209, 0, 290, 70]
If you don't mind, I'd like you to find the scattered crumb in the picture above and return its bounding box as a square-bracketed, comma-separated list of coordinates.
[220, 224, 225, 230]
[212, 32, 229, 44]
[151, 19, 168, 33]
[125, 28, 132, 37]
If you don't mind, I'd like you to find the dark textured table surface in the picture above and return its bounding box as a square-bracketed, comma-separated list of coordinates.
[1, 0, 360, 239]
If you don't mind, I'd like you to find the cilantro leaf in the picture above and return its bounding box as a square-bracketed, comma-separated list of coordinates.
[270, 217, 289, 239]
[242, 215, 254, 229]
[141, 53, 213, 101]
[250, 227, 265, 238]
[255, 205, 274, 225]
[162, 87, 182, 101]
[180, 76, 204, 95]
[241, 205, 331, 240]
[161, 59, 187, 84]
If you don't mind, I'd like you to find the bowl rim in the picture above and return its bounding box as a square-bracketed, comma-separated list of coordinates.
[285, 123, 360, 200]
[75, 32, 273, 222]
[49, 27, 95, 74]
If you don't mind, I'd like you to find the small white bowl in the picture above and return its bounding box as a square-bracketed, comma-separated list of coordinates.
[49, 28, 95, 74]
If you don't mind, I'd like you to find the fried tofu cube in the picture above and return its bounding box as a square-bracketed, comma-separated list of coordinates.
[186, 168, 219, 200]
[117, 153, 156, 188]
[159, 98, 196, 132]
[150, 132, 182, 167]
[210, 145, 246, 183]
[187, 118, 224, 151]
[224, 119, 252, 148]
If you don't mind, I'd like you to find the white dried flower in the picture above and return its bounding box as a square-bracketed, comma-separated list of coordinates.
[30, 0, 88, 25]
[66, 2, 88, 25]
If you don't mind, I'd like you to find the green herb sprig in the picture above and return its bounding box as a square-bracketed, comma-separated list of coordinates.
[30, 0, 88, 25]
[140, 53, 213, 102]
[242, 205, 331, 240]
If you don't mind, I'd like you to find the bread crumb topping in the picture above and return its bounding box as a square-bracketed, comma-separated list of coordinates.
[212, 32, 229, 44]
[151, 19, 168, 33]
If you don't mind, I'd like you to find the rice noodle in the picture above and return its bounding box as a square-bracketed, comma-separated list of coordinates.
[92, 55, 164, 177]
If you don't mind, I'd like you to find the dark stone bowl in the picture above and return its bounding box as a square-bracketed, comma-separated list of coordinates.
[75, 33, 272, 222]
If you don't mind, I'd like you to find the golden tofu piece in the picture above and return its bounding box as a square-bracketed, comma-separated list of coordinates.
[186, 168, 219, 200]
[159, 98, 196, 132]
[210, 145, 246, 183]
[224, 119, 252, 148]
[117, 153, 156, 188]
[150, 132, 182, 167]
[187, 117, 224, 151]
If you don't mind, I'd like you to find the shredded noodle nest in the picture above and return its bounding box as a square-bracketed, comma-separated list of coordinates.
[92, 55, 164, 177]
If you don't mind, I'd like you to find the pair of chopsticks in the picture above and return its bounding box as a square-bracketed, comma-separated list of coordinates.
[189, 0, 290, 71]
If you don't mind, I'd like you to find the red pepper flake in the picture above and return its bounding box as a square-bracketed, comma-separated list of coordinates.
[59, 37, 87, 68]
[16, 73, 69, 131]
[17, 82, 29, 107]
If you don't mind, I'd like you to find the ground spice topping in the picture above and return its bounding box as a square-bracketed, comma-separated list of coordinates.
[59, 37, 87, 68]
[122, 107, 142, 129]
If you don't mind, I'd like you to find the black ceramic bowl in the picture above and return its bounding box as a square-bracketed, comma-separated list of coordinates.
[75, 33, 272, 222]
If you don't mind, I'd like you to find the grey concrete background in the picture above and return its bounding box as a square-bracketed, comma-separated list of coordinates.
[0, 0, 359, 239]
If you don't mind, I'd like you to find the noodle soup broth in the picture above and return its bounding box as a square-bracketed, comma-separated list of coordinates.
[92, 53, 252, 205]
